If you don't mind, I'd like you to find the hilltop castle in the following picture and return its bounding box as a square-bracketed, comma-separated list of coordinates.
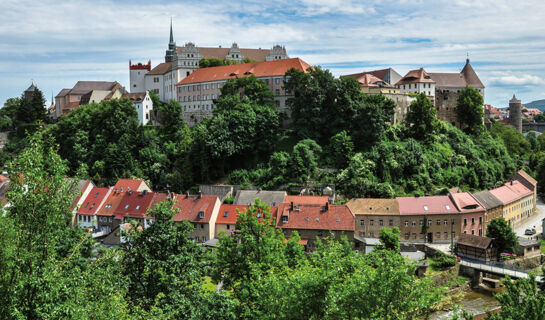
[129, 21, 289, 102]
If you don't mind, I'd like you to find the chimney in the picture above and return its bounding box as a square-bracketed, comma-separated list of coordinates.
[326, 202, 329, 211]
[290, 201, 294, 211]
[198, 191, 202, 199]
[510, 180, 513, 185]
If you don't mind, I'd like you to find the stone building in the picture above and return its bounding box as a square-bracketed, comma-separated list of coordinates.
[346, 198, 400, 239]
[471, 190, 503, 226]
[509, 94, 522, 133]
[395, 68, 436, 100]
[175, 58, 311, 126]
[428, 58, 485, 127]
[129, 20, 289, 103]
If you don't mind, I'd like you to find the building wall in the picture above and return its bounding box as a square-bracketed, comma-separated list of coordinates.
[517, 194, 535, 228]
[484, 206, 503, 226]
[398, 82, 435, 99]
[130, 69, 146, 93]
[145, 74, 165, 101]
[281, 228, 354, 251]
[76, 214, 97, 229]
[215, 223, 235, 238]
[354, 214, 401, 238]
[188, 223, 212, 243]
[383, 93, 415, 124]
[399, 214, 460, 244]
[502, 199, 521, 227]
[434, 89, 461, 127]
[461, 211, 486, 236]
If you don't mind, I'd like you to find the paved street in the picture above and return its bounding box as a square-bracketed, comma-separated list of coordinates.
[514, 199, 545, 239]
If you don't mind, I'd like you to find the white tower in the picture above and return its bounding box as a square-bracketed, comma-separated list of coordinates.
[129, 60, 151, 93]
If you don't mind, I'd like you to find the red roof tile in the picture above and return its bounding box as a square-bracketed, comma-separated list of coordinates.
[173, 194, 219, 223]
[0, 175, 8, 182]
[77, 187, 110, 215]
[275, 203, 354, 231]
[284, 195, 329, 206]
[113, 179, 147, 192]
[450, 192, 485, 213]
[177, 58, 311, 85]
[504, 181, 533, 199]
[396, 68, 435, 86]
[114, 190, 155, 219]
[397, 196, 460, 215]
[216, 204, 249, 224]
[489, 185, 519, 205]
[96, 190, 125, 216]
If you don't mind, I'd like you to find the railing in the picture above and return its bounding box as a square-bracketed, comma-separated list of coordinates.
[460, 257, 532, 276]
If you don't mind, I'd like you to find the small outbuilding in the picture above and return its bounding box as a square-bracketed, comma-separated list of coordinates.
[456, 233, 497, 262]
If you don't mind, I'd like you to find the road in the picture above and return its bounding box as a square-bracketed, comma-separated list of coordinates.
[514, 199, 545, 238]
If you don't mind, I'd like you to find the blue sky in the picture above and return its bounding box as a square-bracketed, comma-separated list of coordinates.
[1, 0, 545, 108]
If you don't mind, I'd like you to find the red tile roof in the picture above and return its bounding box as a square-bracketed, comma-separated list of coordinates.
[395, 68, 435, 86]
[397, 196, 460, 215]
[173, 194, 219, 223]
[77, 187, 110, 215]
[275, 203, 354, 231]
[504, 181, 533, 199]
[177, 58, 311, 85]
[216, 204, 249, 224]
[345, 73, 395, 88]
[114, 190, 155, 219]
[0, 175, 8, 182]
[147, 62, 172, 75]
[284, 195, 329, 206]
[489, 185, 520, 205]
[149, 192, 169, 211]
[113, 179, 147, 192]
[96, 190, 126, 216]
[450, 192, 485, 213]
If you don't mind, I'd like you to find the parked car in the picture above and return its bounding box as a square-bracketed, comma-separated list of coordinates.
[524, 228, 537, 235]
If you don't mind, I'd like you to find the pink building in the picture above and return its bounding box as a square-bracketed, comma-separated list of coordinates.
[450, 192, 486, 236]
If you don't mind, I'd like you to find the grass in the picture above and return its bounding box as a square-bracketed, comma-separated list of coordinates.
[540, 240, 545, 254]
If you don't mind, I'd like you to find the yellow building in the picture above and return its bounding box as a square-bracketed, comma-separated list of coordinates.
[489, 180, 533, 228]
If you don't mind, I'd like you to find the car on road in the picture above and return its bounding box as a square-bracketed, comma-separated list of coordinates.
[524, 228, 537, 235]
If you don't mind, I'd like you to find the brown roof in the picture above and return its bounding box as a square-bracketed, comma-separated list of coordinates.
[514, 169, 537, 187]
[113, 179, 147, 192]
[147, 62, 172, 75]
[397, 196, 460, 215]
[173, 194, 219, 223]
[276, 203, 354, 231]
[178, 58, 311, 85]
[450, 192, 485, 213]
[122, 92, 146, 103]
[457, 233, 493, 249]
[216, 204, 249, 224]
[395, 68, 435, 85]
[341, 68, 391, 82]
[461, 60, 485, 88]
[77, 187, 111, 215]
[348, 73, 394, 88]
[284, 195, 329, 206]
[69, 81, 121, 95]
[96, 190, 125, 216]
[55, 88, 71, 98]
[428, 72, 468, 88]
[178, 46, 271, 61]
[346, 198, 400, 215]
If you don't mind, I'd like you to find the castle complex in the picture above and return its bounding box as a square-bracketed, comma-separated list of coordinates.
[129, 21, 289, 103]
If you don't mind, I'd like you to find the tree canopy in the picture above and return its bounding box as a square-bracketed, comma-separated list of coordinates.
[456, 86, 485, 135]
[486, 218, 519, 258]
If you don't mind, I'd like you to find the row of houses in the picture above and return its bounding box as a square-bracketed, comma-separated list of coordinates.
[71, 170, 537, 250]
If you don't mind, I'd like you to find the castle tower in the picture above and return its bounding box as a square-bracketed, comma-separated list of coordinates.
[129, 60, 151, 93]
[165, 18, 177, 62]
[509, 94, 522, 133]
[24, 81, 36, 101]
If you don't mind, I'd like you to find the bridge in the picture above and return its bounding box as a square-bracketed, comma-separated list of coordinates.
[459, 258, 543, 286]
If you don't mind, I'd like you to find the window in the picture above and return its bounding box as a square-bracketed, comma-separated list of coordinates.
[200, 224, 204, 229]
[444, 232, 448, 239]
[389, 220, 393, 226]
[436, 232, 441, 239]
[379, 220, 383, 226]
[423, 205, 429, 211]
[420, 220, 424, 226]
[226, 224, 230, 230]
[471, 230, 475, 235]
[369, 232, 374, 237]
[124, 204, 129, 210]
[360, 220, 364, 226]
[282, 216, 288, 223]
[444, 220, 448, 225]
[428, 220, 432, 226]
[224, 211, 228, 217]
[405, 221, 409, 227]
[275, 78, 280, 84]
[463, 218, 467, 226]
[479, 217, 482, 224]
[275, 89, 280, 95]
[412, 220, 416, 226]
[478, 229, 482, 236]
[275, 100, 280, 108]
[317, 231, 323, 236]
[94, 192, 99, 198]
[412, 233, 417, 239]
[471, 218, 475, 225]
[405, 233, 410, 239]
[135, 205, 140, 210]
[451, 219, 455, 226]
[436, 219, 440, 226]
[370, 220, 374, 226]
[153, 77, 159, 83]
[199, 211, 205, 219]
[359, 231, 365, 237]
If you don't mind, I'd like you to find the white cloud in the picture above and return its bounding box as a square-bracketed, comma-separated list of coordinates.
[489, 73, 545, 86]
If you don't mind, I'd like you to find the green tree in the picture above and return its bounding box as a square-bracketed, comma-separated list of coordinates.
[486, 218, 519, 258]
[456, 86, 485, 134]
[490, 121, 530, 159]
[289, 139, 322, 181]
[377, 227, 401, 253]
[534, 113, 545, 122]
[405, 93, 439, 141]
[218, 75, 275, 108]
[327, 130, 354, 169]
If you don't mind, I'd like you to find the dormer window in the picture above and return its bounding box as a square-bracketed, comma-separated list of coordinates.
[135, 205, 140, 210]
[125, 204, 129, 210]
[94, 192, 99, 198]
[282, 216, 288, 223]
[199, 211, 204, 219]
[445, 205, 451, 210]
[423, 205, 429, 211]
[224, 211, 228, 217]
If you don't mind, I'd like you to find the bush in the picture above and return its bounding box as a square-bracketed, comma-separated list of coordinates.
[430, 251, 457, 270]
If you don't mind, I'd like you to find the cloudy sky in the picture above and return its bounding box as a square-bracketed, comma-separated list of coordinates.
[1, 0, 544, 108]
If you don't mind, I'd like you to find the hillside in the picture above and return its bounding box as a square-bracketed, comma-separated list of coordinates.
[524, 99, 545, 111]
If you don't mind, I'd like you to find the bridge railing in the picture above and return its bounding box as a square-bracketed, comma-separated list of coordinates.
[460, 257, 531, 274]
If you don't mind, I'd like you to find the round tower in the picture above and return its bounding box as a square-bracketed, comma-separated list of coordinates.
[509, 94, 522, 133]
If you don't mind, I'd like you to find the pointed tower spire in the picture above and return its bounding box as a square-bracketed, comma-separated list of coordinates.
[169, 17, 174, 44]
[466, 52, 469, 64]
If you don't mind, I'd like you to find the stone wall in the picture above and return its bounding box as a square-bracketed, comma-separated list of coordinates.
[434, 89, 460, 127]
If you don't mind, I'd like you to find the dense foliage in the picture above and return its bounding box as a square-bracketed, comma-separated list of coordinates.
[486, 218, 519, 258]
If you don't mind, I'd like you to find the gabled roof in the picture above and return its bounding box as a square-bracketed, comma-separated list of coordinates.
[351, 73, 394, 88]
[96, 190, 125, 216]
[77, 187, 110, 215]
[489, 185, 519, 205]
[114, 190, 155, 219]
[514, 169, 537, 187]
[149, 192, 169, 211]
[396, 68, 435, 85]
[457, 233, 493, 249]
[397, 196, 460, 215]
[113, 179, 149, 192]
[471, 190, 503, 210]
[147, 62, 172, 75]
[69, 81, 121, 95]
[504, 181, 533, 199]
[177, 58, 311, 85]
[284, 195, 329, 206]
[122, 92, 147, 103]
[427, 72, 468, 88]
[216, 204, 249, 224]
[346, 198, 400, 215]
[55, 88, 71, 98]
[461, 59, 485, 88]
[275, 203, 354, 231]
[450, 192, 485, 213]
[234, 189, 287, 207]
[173, 194, 218, 223]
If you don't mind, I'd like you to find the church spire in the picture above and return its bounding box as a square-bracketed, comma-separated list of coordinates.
[169, 17, 174, 45]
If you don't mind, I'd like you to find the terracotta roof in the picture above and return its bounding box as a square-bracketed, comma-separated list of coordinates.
[147, 62, 172, 75]
[450, 192, 485, 213]
[149, 192, 169, 211]
[461, 60, 485, 88]
[346, 198, 400, 215]
[428, 72, 468, 88]
[284, 195, 329, 206]
[177, 58, 311, 85]
[341, 68, 393, 82]
[114, 190, 155, 219]
[397, 196, 460, 215]
[77, 187, 111, 215]
[514, 169, 537, 187]
[352, 73, 394, 88]
[69, 81, 121, 95]
[275, 203, 354, 231]
[96, 190, 125, 216]
[504, 180, 533, 199]
[216, 204, 249, 224]
[457, 233, 492, 249]
[55, 88, 71, 98]
[489, 185, 520, 205]
[113, 179, 147, 192]
[173, 194, 218, 223]
[471, 191, 503, 210]
[122, 92, 147, 103]
[0, 175, 8, 182]
[396, 68, 435, 86]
